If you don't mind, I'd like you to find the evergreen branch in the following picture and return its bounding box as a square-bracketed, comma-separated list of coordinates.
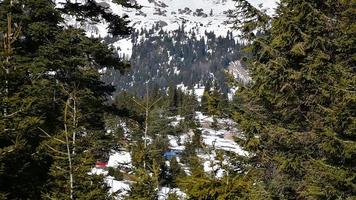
[229, 0, 272, 39]
[0, 145, 15, 155]
[148, 97, 163, 109]
[3, 98, 35, 119]
[59, 0, 131, 36]
[53, 155, 69, 160]
[131, 97, 145, 110]
[4, 109, 22, 117]
[56, 166, 68, 172]
[256, 38, 279, 57]
[37, 127, 66, 144]
[10, 25, 21, 45]
[44, 144, 68, 156]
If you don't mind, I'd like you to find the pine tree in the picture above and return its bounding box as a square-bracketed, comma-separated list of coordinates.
[201, 81, 212, 113]
[0, 0, 62, 198]
[149, 107, 175, 137]
[34, 26, 129, 199]
[192, 128, 203, 149]
[232, 0, 356, 199]
[180, 90, 199, 120]
[202, 82, 225, 116]
[0, 0, 133, 198]
[126, 169, 158, 200]
[168, 157, 185, 187]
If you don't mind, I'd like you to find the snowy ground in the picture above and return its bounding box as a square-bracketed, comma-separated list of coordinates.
[107, 151, 132, 168]
[200, 128, 246, 155]
[168, 112, 247, 179]
[106, 177, 132, 198]
[158, 187, 187, 200]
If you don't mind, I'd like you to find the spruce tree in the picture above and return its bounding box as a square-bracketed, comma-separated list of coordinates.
[0, 0, 133, 198]
[201, 82, 225, 117]
[0, 0, 62, 198]
[126, 169, 158, 200]
[231, 0, 356, 199]
[201, 81, 212, 113]
[168, 157, 185, 187]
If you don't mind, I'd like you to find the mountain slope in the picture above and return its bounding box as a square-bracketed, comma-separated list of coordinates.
[56, 0, 275, 96]
[58, 0, 276, 57]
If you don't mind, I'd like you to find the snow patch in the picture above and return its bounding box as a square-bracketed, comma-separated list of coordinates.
[106, 177, 132, 198]
[113, 37, 133, 59]
[158, 187, 187, 200]
[108, 151, 132, 168]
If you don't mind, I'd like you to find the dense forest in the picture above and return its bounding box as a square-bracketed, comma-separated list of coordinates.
[103, 26, 241, 95]
[0, 0, 355, 200]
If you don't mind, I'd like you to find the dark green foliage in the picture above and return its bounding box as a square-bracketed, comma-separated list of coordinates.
[231, 0, 356, 199]
[168, 86, 180, 115]
[131, 135, 167, 171]
[103, 114, 128, 152]
[0, 0, 132, 198]
[178, 173, 254, 200]
[131, 143, 146, 169]
[201, 82, 227, 117]
[168, 157, 185, 187]
[0, 0, 61, 198]
[126, 169, 158, 200]
[59, 0, 132, 36]
[180, 138, 200, 168]
[148, 108, 176, 137]
[192, 128, 203, 148]
[180, 89, 200, 119]
[167, 193, 180, 200]
[34, 27, 123, 199]
[177, 152, 255, 200]
[43, 130, 111, 200]
[108, 167, 124, 181]
[166, 85, 199, 118]
[114, 92, 144, 123]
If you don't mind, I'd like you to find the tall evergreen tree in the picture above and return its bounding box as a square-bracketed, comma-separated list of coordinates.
[0, 1, 63, 198]
[231, 0, 356, 199]
[0, 0, 133, 198]
[37, 28, 124, 199]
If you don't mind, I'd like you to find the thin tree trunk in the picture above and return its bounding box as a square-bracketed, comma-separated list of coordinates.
[132, 84, 162, 170]
[3, 14, 11, 118]
[2, 0, 21, 108]
[72, 97, 77, 155]
[2, 9, 21, 131]
[64, 99, 74, 200]
[143, 84, 149, 170]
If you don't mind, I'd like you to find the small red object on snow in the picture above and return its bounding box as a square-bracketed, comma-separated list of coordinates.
[95, 161, 108, 168]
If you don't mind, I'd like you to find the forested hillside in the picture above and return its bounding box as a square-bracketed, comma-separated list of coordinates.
[103, 27, 241, 95]
[95, 0, 247, 96]
[0, 0, 355, 200]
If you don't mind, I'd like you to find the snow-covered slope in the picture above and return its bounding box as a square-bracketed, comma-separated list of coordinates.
[121, 0, 276, 35]
[58, 0, 276, 36]
[112, 0, 235, 37]
[58, 0, 235, 38]
[57, 0, 277, 58]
